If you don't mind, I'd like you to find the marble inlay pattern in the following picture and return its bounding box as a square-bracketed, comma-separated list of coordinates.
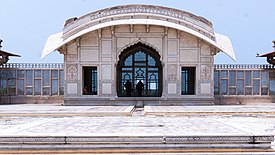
[67, 65, 77, 82]
[201, 65, 211, 80]
[167, 64, 177, 81]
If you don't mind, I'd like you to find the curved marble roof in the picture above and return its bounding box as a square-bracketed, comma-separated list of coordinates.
[42, 5, 236, 61]
[63, 5, 214, 40]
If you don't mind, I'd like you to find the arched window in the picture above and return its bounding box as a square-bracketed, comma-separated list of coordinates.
[117, 43, 162, 97]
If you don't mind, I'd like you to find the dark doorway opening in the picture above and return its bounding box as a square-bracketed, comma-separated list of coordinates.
[117, 42, 162, 97]
[181, 67, 195, 95]
[83, 66, 97, 95]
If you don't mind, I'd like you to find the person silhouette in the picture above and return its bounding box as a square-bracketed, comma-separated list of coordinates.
[124, 80, 132, 97]
[136, 80, 144, 97]
[83, 86, 88, 95]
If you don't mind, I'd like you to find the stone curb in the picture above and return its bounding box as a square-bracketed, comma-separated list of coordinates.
[0, 135, 273, 146]
[144, 112, 275, 116]
[0, 112, 132, 117]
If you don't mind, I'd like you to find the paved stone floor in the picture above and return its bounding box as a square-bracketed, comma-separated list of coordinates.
[1, 104, 275, 154]
[0, 104, 275, 137]
[0, 115, 274, 137]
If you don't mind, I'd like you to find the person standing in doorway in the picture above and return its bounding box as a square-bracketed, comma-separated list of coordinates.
[83, 86, 88, 95]
[124, 80, 132, 97]
[136, 80, 144, 97]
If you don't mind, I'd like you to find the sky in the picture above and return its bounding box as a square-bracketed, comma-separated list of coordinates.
[0, 0, 274, 64]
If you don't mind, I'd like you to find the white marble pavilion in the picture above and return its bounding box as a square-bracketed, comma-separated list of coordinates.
[42, 5, 235, 106]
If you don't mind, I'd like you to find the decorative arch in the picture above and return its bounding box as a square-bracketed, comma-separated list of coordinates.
[117, 39, 162, 62]
[117, 42, 162, 97]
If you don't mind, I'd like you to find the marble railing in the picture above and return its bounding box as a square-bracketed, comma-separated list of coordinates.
[1, 63, 274, 69]
[1, 63, 64, 69]
[1, 63, 275, 70]
[214, 64, 275, 69]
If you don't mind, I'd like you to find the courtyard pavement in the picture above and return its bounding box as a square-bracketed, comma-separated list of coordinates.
[0, 104, 275, 154]
[1, 104, 275, 116]
[0, 104, 275, 137]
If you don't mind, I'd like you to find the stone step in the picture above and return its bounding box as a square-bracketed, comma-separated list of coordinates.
[0, 135, 273, 151]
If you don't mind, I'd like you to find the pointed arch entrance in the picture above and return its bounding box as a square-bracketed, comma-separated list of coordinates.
[117, 42, 162, 97]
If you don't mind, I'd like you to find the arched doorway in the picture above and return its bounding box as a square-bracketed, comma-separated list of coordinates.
[117, 42, 162, 97]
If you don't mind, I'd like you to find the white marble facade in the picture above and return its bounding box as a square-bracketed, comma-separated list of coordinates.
[43, 5, 235, 105]
[64, 25, 214, 101]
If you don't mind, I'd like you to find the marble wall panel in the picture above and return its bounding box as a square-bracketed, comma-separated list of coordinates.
[201, 65, 211, 80]
[168, 29, 177, 39]
[201, 42, 211, 56]
[134, 25, 146, 33]
[102, 83, 112, 94]
[168, 83, 177, 94]
[102, 57, 112, 62]
[200, 83, 211, 95]
[67, 64, 78, 82]
[129, 38, 139, 44]
[81, 32, 98, 46]
[200, 57, 212, 63]
[167, 64, 177, 81]
[102, 64, 112, 80]
[115, 25, 130, 33]
[67, 83, 77, 94]
[180, 32, 198, 47]
[102, 27, 112, 38]
[167, 40, 178, 56]
[101, 40, 112, 55]
[149, 26, 164, 33]
[117, 38, 130, 48]
[67, 42, 77, 55]
[168, 57, 178, 62]
[145, 38, 163, 52]
[66, 55, 78, 62]
[180, 49, 199, 62]
[80, 47, 99, 61]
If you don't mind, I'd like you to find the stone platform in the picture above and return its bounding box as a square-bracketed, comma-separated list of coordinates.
[64, 97, 215, 106]
[0, 104, 134, 116]
[145, 105, 275, 116]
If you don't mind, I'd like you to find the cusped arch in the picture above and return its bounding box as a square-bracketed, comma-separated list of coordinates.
[117, 40, 162, 63]
[117, 41, 163, 97]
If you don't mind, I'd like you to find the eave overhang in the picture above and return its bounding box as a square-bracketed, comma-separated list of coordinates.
[0, 50, 21, 57]
[42, 5, 236, 61]
[257, 51, 275, 57]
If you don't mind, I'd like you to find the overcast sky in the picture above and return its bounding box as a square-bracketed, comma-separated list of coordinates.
[0, 0, 274, 64]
